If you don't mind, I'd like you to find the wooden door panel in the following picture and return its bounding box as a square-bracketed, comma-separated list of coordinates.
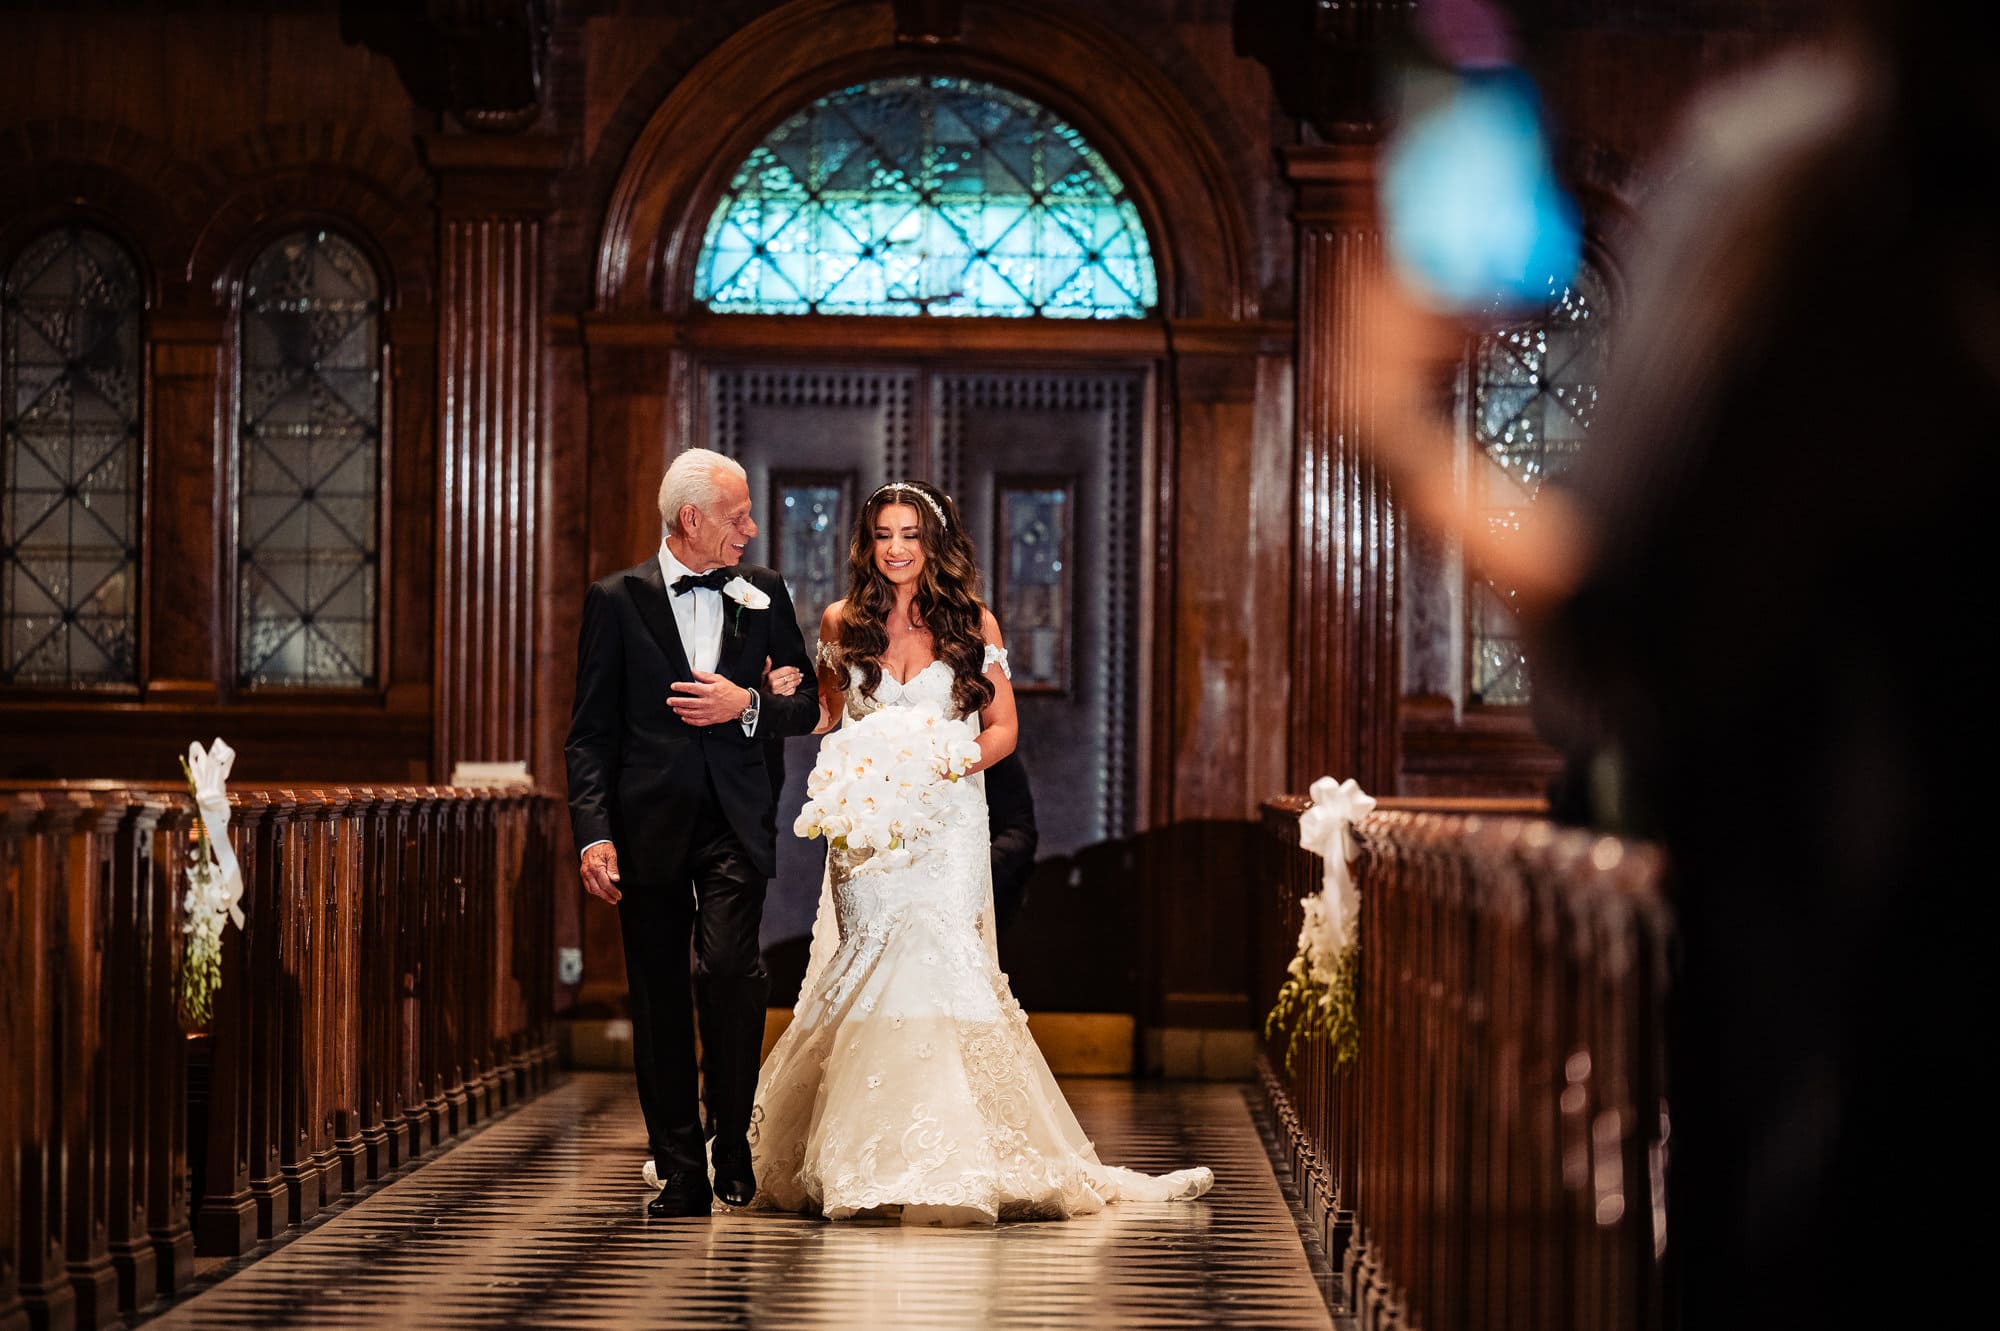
[933, 372, 1143, 856]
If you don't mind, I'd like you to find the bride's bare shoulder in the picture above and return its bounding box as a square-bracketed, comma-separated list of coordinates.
[819, 600, 846, 637]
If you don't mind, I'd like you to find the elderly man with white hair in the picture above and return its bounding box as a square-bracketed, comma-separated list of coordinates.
[565, 447, 818, 1218]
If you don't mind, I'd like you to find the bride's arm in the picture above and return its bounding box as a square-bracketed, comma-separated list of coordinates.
[811, 601, 848, 735]
[969, 609, 1017, 773]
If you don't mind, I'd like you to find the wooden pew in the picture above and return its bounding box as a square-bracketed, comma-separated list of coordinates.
[1257, 797, 1668, 1331]
[0, 781, 559, 1327]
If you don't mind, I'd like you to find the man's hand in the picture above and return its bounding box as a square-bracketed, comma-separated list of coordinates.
[762, 655, 803, 697]
[581, 841, 622, 904]
[668, 670, 753, 726]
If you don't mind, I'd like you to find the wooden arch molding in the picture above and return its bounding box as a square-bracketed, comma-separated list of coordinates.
[186, 124, 436, 309]
[0, 119, 203, 305]
[594, 0, 1254, 322]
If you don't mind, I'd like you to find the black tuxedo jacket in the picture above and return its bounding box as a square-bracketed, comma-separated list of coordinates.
[564, 559, 819, 883]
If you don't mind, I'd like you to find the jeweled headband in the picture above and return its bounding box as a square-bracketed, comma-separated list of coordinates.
[869, 481, 947, 531]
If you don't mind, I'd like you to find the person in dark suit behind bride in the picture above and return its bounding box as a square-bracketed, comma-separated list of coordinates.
[564, 448, 820, 1219]
[983, 751, 1037, 936]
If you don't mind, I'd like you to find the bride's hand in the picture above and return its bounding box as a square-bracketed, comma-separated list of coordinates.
[762, 656, 803, 696]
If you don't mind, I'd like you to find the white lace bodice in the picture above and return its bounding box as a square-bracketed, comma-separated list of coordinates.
[816, 644, 1011, 724]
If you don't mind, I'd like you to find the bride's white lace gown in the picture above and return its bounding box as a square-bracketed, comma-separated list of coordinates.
[744, 649, 1213, 1225]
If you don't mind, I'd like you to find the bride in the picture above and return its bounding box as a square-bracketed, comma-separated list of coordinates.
[744, 479, 1211, 1225]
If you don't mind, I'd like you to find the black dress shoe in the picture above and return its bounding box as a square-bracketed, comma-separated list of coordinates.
[711, 1139, 756, 1209]
[648, 1170, 712, 1218]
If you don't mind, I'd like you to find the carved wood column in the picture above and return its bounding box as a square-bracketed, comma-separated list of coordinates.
[424, 136, 561, 774]
[1288, 143, 1399, 795]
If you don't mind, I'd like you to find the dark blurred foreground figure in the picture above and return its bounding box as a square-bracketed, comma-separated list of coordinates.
[984, 751, 1037, 936]
[1369, 6, 1990, 1325]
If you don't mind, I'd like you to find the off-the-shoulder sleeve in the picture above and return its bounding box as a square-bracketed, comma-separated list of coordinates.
[815, 640, 840, 669]
[982, 643, 1011, 679]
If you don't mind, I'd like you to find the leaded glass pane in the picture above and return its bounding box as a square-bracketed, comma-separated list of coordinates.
[2, 228, 142, 686]
[995, 482, 1071, 691]
[237, 230, 380, 689]
[696, 77, 1157, 318]
[772, 473, 851, 640]
[1468, 266, 1610, 705]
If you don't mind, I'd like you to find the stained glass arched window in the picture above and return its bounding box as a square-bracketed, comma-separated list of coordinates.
[695, 76, 1157, 318]
[236, 229, 381, 689]
[1468, 265, 1611, 705]
[1, 228, 143, 686]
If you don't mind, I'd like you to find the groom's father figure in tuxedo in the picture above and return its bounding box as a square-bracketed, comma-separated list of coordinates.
[565, 448, 819, 1217]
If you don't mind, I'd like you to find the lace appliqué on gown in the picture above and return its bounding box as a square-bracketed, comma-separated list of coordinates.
[739, 648, 1212, 1225]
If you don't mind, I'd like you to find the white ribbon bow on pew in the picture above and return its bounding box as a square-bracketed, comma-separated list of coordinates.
[186, 737, 245, 929]
[1297, 775, 1377, 955]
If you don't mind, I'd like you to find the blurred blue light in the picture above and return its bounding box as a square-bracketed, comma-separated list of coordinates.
[1382, 68, 1581, 312]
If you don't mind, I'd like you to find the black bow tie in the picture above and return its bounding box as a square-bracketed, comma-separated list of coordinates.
[671, 568, 730, 596]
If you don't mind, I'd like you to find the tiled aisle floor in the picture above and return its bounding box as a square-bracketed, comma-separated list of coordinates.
[139, 1073, 1332, 1329]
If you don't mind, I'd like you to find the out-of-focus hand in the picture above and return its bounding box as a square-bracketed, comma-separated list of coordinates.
[581, 841, 622, 904]
[762, 655, 803, 697]
[1354, 268, 1592, 614]
[1354, 269, 1467, 483]
[668, 671, 753, 726]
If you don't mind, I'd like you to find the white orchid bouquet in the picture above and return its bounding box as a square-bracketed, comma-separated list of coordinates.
[177, 738, 245, 1030]
[1266, 776, 1376, 1071]
[793, 705, 983, 873]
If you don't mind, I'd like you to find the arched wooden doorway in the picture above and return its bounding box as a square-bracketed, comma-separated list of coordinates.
[582, 1, 1275, 1017]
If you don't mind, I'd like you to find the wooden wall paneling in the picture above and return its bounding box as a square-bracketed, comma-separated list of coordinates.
[385, 309, 440, 720]
[425, 135, 562, 777]
[539, 330, 590, 1015]
[144, 321, 226, 701]
[1286, 144, 1399, 798]
[577, 329, 677, 586]
[1161, 343, 1264, 823]
[1140, 337, 1272, 1044]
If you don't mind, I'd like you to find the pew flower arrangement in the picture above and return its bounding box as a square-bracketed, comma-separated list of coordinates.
[1266, 776, 1377, 1071]
[178, 738, 245, 1029]
[794, 704, 982, 874]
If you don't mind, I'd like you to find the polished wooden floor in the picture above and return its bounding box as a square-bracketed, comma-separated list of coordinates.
[137, 1073, 1336, 1329]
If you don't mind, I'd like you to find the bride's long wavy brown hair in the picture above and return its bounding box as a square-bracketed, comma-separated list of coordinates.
[831, 480, 996, 718]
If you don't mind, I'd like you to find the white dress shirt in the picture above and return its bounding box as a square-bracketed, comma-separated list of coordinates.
[658, 539, 759, 736]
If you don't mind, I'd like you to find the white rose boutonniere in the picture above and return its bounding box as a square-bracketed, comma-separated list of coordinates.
[721, 575, 770, 629]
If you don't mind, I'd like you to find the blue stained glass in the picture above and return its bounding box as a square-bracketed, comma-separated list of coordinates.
[696, 77, 1157, 318]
